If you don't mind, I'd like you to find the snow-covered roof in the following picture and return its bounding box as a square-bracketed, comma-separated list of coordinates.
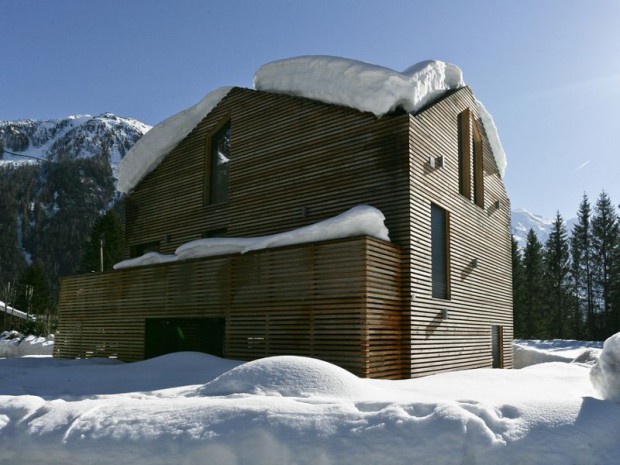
[117, 87, 233, 193]
[118, 56, 507, 193]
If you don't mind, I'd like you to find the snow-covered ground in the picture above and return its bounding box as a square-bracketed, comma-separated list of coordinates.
[1, 337, 619, 464]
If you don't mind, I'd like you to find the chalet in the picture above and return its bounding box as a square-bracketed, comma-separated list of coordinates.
[55, 57, 513, 379]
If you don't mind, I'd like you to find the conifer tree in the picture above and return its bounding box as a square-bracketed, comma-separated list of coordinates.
[543, 212, 571, 338]
[512, 237, 527, 338]
[82, 208, 125, 273]
[521, 229, 545, 338]
[571, 194, 595, 339]
[591, 191, 619, 338]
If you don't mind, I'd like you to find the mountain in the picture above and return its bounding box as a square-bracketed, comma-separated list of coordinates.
[0, 113, 151, 175]
[0, 114, 151, 307]
[511, 208, 577, 248]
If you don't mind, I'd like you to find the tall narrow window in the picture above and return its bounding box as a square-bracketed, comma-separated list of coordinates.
[458, 109, 471, 199]
[472, 121, 484, 208]
[206, 120, 231, 204]
[431, 203, 450, 299]
[458, 108, 484, 208]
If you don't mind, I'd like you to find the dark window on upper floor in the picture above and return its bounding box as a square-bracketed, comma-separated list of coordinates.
[129, 240, 160, 258]
[205, 120, 231, 205]
[431, 203, 450, 300]
[201, 228, 228, 239]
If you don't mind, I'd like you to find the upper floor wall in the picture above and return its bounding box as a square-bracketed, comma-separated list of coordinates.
[124, 88, 411, 258]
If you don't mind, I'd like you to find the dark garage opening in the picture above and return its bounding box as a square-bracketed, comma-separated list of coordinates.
[144, 317, 226, 359]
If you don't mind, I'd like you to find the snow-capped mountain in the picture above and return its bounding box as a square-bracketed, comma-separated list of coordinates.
[0, 113, 151, 171]
[511, 208, 577, 248]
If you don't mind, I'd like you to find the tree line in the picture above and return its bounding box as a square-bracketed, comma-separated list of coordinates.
[513, 191, 620, 341]
[0, 150, 123, 334]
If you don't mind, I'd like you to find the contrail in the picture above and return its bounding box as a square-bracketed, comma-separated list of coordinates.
[575, 160, 590, 172]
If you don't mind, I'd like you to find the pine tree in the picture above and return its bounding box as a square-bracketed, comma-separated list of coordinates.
[591, 191, 620, 338]
[14, 262, 53, 334]
[542, 212, 571, 338]
[82, 208, 125, 273]
[512, 237, 527, 338]
[571, 194, 595, 339]
[521, 229, 545, 338]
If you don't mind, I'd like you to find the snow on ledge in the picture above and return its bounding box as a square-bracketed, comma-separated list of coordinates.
[117, 87, 233, 193]
[114, 205, 389, 269]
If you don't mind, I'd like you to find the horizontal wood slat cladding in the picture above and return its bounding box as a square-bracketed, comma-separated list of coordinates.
[124, 88, 411, 258]
[406, 87, 513, 377]
[58, 85, 513, 379]
[55, 236, 404, 379]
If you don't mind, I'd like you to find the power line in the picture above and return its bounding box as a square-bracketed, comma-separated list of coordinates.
[2, 149, 47, 161]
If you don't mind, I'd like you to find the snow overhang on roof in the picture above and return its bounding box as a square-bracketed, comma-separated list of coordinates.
[118, 56, 506, 193]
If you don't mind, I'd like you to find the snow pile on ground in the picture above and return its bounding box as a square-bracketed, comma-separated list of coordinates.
[1, 340, 619, 465]
[115, 205, 389, 269]
[117, 87, 233, 193]
[590, 332, 620, 403]
[512, 339, 603, 368]
[0, 331, 54, 358]
[197, 356, 373, 398]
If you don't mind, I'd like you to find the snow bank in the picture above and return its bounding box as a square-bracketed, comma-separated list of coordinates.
[0, 332, 55, 358]
[197, 356, 370, 398]
[115, 205, 389, 269]
[512, 339, 602, 368]
[1, 348, 619, 465]
[117, 87, 233, 193]
[255, 55, 506, 177]
[590, 332, 620, 403]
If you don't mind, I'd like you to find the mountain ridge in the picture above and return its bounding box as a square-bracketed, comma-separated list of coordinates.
[0, 113, 151, 170]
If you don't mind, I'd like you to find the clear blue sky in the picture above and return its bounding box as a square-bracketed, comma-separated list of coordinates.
[1, 0, 619, 219]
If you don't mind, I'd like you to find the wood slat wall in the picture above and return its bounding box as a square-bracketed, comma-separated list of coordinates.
[124, 88, 411, 258]
[406, 87, 513, 377]
[57, 85, 513, 379]
[55, 236, 404, 378]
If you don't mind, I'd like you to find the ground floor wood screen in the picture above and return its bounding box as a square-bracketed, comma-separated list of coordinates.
[55, 236, 404, 379]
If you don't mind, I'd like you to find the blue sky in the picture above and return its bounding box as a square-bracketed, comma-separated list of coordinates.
[1, 0, 619, 219]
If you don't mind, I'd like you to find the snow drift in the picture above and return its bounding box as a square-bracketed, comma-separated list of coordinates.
[197, 356, 371, 398]
[590, 332, 620, 402]
[1, 347, 619, 465]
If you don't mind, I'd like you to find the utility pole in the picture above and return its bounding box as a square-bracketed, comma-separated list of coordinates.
[100, 239, 104, 272]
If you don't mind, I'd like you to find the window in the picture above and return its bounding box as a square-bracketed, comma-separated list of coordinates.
[458, 109, 471, 199]
[458, 108, 484, 208]
[491, 325, 504, 368]
[201, 228, 228, 239]
[431, 203, 450, 299]
[206, 120, 231, 205]
[129, 240, 160, 258]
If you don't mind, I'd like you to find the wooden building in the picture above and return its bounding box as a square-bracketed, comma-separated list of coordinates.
[55, 82, 513, 379]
